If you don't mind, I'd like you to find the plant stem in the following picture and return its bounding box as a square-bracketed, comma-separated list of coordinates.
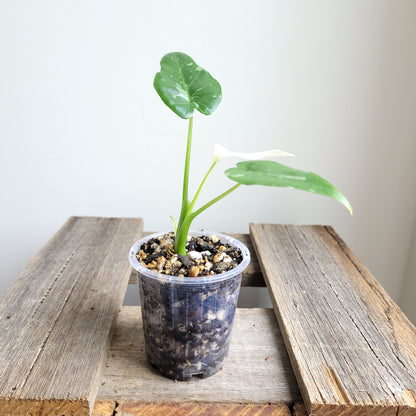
[188, 161, 217, 212]
[174, 116, 193, 253]
[182, 116, 193, 210]
[192, 183, 241, 218]
[174, 213, 196, 255]
[173, 117, 242, 255]
[175, 118, 193, 227]
[174, 183, 241, 255]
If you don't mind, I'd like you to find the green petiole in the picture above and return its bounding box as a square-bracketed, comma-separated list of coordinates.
[188, 161, 217, 213]
[173, 121, 240, 254]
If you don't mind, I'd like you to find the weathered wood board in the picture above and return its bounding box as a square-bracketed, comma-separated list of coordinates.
[250, 224, 416, 416]
[93, 402, 293, 416]
[0, 216, 143, 416]
[129, 232, 265, 287]
[95, 307, 300, 407]
[292, 402, 308, 416]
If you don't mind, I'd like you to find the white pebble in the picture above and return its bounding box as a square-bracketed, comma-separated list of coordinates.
[223, 254, 232, 264]
[216, 309, 226, 320]
[213, 253, 224, 263]
[205, 261, 213, 271]
[188, 251, 202, 261]
[206, 311, 216, 321]
[210, 234, 220, 243]
[209, 234, 220, 244]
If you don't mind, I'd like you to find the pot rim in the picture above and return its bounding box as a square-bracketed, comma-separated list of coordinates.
[129, 229, 251, 285]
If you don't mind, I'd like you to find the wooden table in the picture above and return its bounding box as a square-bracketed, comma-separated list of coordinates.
[0, 217, 415, 416]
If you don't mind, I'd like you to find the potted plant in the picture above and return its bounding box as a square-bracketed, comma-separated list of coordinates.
[129, 52, 352, 381]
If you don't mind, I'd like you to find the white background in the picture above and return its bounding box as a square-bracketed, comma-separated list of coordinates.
[1, 1, 416, 319]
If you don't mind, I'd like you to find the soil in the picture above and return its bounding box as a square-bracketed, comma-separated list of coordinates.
[136, 232, 243, 277]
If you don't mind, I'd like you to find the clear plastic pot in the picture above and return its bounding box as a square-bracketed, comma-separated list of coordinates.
[129, 230, 250, 381]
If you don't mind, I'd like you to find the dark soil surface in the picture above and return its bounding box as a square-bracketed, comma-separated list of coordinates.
[136, 232, 243, 277]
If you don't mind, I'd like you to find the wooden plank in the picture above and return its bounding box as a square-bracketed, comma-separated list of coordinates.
[91, 400, 115, 416]
[292, 402, 308, 416]
[129, 232, 265, 286]
[0, 216, 143, 416]
[96, 306, 301, 405]
[250, 224, 416, 416]
[105, 402, 292, 415]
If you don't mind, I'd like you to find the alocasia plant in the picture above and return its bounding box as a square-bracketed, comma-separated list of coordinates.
[153, 52, 352, 255]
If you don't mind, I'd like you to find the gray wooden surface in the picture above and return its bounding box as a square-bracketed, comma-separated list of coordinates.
[250, 223, 416, 416]
[95, 306, 301, 408]
[4, 218, 413, 415]
[0, 216, 143, 416]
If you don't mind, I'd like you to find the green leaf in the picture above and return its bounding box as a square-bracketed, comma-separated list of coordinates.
[225, 160, 352, 214]
[154, 52, 222, 119]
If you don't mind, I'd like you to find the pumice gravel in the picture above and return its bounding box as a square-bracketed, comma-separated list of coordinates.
[137, 232, 243, 277]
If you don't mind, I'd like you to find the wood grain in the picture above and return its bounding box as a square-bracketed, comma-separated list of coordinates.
[250, 223, 416, 416]
[129, 232, 265, 287]
[0, 216, 143, 416]
[96, 306, 301, 405]
[91, 400, 115, 416]
[103, 401, 293, 415]
[292, 402, 308, 416]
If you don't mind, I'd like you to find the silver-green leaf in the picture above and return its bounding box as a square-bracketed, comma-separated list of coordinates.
[225, 160, 352, 214]
[154, 52, 222, 119]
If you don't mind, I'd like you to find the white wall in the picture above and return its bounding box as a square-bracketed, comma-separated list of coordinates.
[1, 1, 416, 314]
[400, 223, 416, 323]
